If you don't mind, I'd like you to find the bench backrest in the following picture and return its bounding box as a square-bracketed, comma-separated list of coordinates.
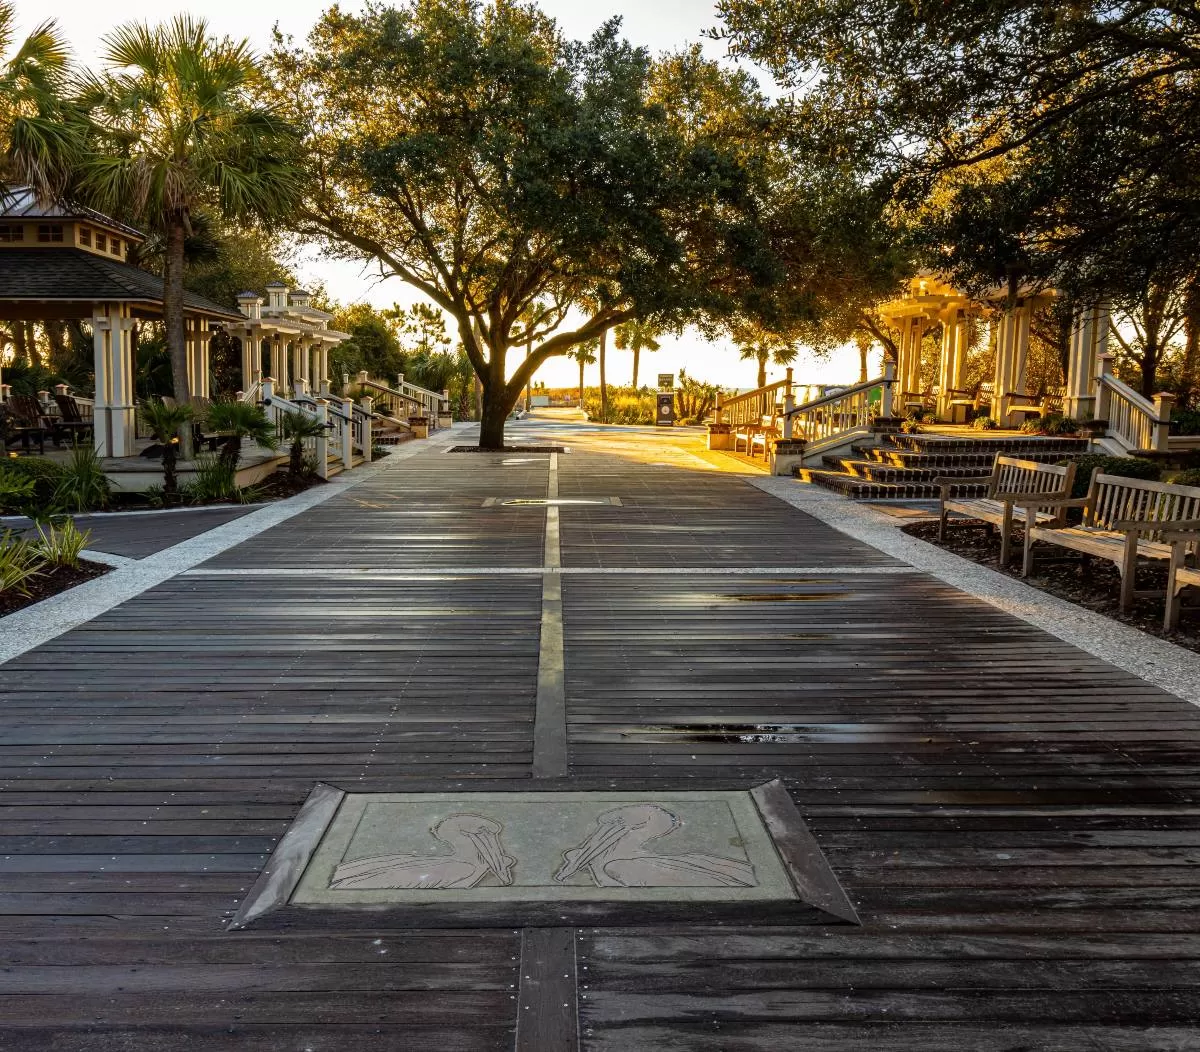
[1086, 473, 1200, 532]
[7, 395, 43, 426]
[54, 395, 83, 422]
[989, 456, 1076, 499]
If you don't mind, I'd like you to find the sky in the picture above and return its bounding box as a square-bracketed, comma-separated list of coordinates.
[25, 0, 866, 390]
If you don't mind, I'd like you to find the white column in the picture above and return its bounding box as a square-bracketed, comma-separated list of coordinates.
[936, 309, 961, 420]
[994, 303, 1032, 427]
[109, 307, 136, 457]
[91, 308, 113, 457]
[270, 340, 285, 391]
[290, 341, 304, 396]
[1065, 302, 1110, 420]
[239, 331, 254, 394]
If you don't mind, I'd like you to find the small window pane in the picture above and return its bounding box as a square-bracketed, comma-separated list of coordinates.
[110, 237, 121, 256]
[37, 224, 63, 243]
[79, 227, 91, 246]
[96, 233, 106, 252]
[0, 224, 24, 242]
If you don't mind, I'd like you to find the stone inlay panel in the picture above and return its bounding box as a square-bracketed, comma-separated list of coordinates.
[229, 781, 859, 928]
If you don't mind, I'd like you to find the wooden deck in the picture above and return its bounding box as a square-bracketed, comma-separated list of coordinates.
[2, 425, 1200, 1049]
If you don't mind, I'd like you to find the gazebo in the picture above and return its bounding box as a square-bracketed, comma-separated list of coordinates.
[226, 283, 350, 400]
[0, 187, 242, 457]
[877, 275, 1111, 427]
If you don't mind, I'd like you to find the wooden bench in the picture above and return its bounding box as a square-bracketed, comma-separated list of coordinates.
[1008, 386, 1066, 422]
[1021, 474, 1200, 609]
[1161, 523, 1200, 630]
[937, 456, 1077, 565]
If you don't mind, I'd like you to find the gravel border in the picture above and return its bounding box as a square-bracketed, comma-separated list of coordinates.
[754, 476, 1200, 709]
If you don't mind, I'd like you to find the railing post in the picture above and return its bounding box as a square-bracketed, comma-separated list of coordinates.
[881, 360, 895, 418]
[261, 377, 275, 402]
[313, 400, 330, 480]
[357, 370, 369, 387]
[782, 368, 795, 439]
[340, 397, 356, 466]
[1095, 353, 1114, 425]
[1153, 391, 1176, 452]
[714, 392, 724, 426]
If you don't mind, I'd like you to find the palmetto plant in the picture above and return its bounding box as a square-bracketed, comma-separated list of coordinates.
[567, 341, 597, 408]
[279, 410, 327, 478]
[738, 339, 798, 390]
[73, 16, 302, 445]
[204, 401, 277, 471]
[614, 319, 662, 389]
[0, 3, 78, 199]
[140, 399, 193, 500]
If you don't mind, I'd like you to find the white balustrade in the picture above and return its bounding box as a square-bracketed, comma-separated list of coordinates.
[1095, 354, 1173, 453]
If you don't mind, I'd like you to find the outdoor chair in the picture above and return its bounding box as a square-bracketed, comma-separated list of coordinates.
[4, 395, 49, 453]
[51, 394, 94, 445]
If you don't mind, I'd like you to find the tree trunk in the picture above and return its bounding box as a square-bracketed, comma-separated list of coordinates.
[858, 344, 869, 383]
[478, 385, 510, 450]
[599, 330, 608, 423]
[632, 346, 640, 389]
[11, 321, 27, 366]
[1183, 280, 1200, 405]
[164, 216, 193, 458]
[757, 354, 767, 390]
[578, 358, 585, 406]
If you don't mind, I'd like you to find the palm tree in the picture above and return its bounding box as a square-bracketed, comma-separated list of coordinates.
[72, 17, 302, 449]
[567, 340, 597, 408]
[614, 319, 662, 389]
[0, 4, 77, 199]
[204, 401, 277, 471]
[279, 410, 326, 478]
[140, 399, 193, 501]
[739, 339, 798, 389]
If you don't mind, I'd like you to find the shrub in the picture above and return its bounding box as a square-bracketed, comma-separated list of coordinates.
[0, 529, 44, 596]
[900, 416, 922, 433]
[0, 470, 36, 514]
[1063, 454, 1161, 498]
[1019, 418, 1043, 434]
[1171, 406, 1200, 436]
[1167, 468, 1200, 488]
[34, 518, 91, 569]
[54, 444, 111, 513]
[0, 457, 67, 514]
[1046, 415, 1080, 436]
[182, 454, 239, 504]
[972, 416, 998, 431]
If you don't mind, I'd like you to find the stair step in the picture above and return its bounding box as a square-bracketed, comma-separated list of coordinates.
[796, 468, 988, 501]
[821, 457, 992, 484]
[883, 433, 1088, 455]
[849, 446, 1074, 470]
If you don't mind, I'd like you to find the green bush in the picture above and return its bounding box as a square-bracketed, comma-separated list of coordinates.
[0, 457, 67, 516]
[0, 529, 44, 596]
[1167, 468, 1200, 488]
[1021, 413, 1080, 436]
[582, 391, 656, 425]
[34, 518, 91, 569]
[54, 444, 111, 513]
[972, 416, 998, 431]
[1063, 454, 1161, 498]
[182, 454, 239, 504]
[1171, 406, 1200, 436]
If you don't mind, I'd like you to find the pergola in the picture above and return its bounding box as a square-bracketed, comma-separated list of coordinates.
[877, 275, 1109, 426]
[226, 283, 350, 399]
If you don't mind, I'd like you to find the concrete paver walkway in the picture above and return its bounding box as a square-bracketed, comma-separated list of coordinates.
[2, 419, 1200, 1050]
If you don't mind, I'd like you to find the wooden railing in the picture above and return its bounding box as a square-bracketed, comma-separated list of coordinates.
[357, 375, 427, 422]
[1095, 355, 1172, 453]
[260, 380, 334, 479]
[783, 362, 894, 445]
[718, 377, 791, 430]
[238, 379, 264, 406]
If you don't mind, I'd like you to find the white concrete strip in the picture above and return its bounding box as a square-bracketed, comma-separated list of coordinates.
[533, 451, 568, 777]
[181, 565, 922, 578]
[754, 476, 1200, 708]
[80, 549, 135, 568]
[0, 503, 269, 526]
[0, 431, 465, 667]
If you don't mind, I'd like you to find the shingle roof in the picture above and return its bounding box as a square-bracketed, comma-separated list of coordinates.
[0, 186, 145, 240]
[0, 249, 243, 319]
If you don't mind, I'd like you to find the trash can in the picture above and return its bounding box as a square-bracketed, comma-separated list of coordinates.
[656, 393, 676, 427]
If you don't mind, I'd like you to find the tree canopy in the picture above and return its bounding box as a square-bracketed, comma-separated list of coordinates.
[273, 0, 873, 446]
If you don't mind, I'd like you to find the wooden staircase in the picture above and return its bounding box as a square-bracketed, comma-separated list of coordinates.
[798, 431, 1090, 500]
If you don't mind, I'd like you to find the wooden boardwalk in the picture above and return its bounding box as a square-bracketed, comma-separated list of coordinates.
[2, 427, 1200, 1049]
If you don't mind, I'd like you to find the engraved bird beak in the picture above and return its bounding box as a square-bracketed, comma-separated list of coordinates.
[555, 818, 628, 881]
[464, 828, 513, 885]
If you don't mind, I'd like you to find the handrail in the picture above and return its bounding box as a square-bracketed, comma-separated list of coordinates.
[783, 368, 892, 445]
[358, 376, 426, 413]
[783, 374, 884, 418]
[239, 380, 263, 405]
[1095, 356, 1171, 452]
[721, 378, 789, 408]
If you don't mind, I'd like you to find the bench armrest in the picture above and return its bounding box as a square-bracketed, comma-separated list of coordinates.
[1112, 518, 1200, 534]
[992, 490, 1069, 502]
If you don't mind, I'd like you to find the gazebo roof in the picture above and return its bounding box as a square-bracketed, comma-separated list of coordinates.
[0, 249, 242, 320]
[0, 186, 145, 241]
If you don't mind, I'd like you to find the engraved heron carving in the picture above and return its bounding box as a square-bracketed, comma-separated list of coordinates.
[329, 813, 515, 890]
[554, 803, 756, 887]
